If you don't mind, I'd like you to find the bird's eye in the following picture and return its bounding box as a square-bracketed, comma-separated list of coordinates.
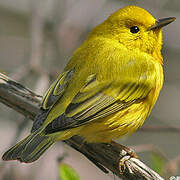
[130, 26, 140, 33]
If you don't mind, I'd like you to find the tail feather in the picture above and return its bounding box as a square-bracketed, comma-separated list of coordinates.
[2, 132, 54, 163]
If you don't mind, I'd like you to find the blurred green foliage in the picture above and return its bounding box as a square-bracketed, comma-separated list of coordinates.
[59, 163, 80, 180]
[151, 152, 166, 176]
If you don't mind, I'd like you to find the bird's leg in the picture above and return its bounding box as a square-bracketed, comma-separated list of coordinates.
[111, 141, 138, 158]
[111, 141, 138, 174]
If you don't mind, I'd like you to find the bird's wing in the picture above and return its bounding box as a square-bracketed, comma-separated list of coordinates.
[42, 69, 74, 110]
[31, 69, 74, 132]
[45, 71, 154, 134]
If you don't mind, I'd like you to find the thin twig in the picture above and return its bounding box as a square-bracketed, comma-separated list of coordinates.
[140, 125, 180, 133]
[131, 144, 168, 161]
[29, 0, 44, 70]
[163, 155, 180, 177]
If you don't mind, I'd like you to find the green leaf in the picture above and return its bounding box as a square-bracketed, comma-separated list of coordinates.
[59, 163, 80, 180]
[150, 152, 165, 175]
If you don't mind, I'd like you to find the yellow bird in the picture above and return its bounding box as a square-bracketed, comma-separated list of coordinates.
[2, 6, 175, 163]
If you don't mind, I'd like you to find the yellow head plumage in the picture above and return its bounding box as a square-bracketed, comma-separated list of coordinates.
[89, 6, 175, 62]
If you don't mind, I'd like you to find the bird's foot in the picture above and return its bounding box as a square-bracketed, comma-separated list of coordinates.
[111, 141, 138, 174]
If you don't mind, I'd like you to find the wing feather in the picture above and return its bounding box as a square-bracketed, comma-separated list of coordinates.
[45, 73, 152, 134]
[31, 69, 74, 132]
[42, 69, 74, 109]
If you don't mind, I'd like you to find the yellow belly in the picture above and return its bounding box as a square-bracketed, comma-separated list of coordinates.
[54, 82, 162, 143]
[76, 65, 163, 143]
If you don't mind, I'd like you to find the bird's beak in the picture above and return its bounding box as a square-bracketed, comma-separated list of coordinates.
[149, 17, 176, 30]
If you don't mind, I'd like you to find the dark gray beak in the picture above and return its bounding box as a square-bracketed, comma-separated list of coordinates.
[149, 17, 176, 30]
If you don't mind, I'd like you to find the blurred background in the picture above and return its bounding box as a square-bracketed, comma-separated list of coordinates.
[0, 0, 179, 179]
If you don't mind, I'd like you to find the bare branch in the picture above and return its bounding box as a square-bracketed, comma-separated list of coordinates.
[163, 155, 180, 176]
[140, 125, 180, 133]
[29, 0, 44, 69]
[0, 73, 164, 180]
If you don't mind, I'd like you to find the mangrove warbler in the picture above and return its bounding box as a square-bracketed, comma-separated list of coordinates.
[2, 6, 175, 163]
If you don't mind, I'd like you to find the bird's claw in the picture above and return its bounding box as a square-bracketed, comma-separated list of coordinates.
[119, 154, 132, 174]
[118, 148, 138, 174]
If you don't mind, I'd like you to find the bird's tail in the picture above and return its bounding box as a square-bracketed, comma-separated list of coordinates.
[2, 131, 55, 163]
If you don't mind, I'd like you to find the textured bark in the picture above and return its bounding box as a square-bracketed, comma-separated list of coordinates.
[0, 73, 164, 180]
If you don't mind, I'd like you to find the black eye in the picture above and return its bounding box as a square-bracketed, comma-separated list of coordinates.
[130, 26, 140, 33]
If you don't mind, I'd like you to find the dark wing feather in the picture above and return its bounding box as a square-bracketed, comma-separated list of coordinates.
[31, 69, 74, 132]
[42, 69, 74, 110]
[45, 99, 135, 134]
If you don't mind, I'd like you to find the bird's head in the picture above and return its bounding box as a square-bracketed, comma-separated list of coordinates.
[91, 6, 175, 61]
